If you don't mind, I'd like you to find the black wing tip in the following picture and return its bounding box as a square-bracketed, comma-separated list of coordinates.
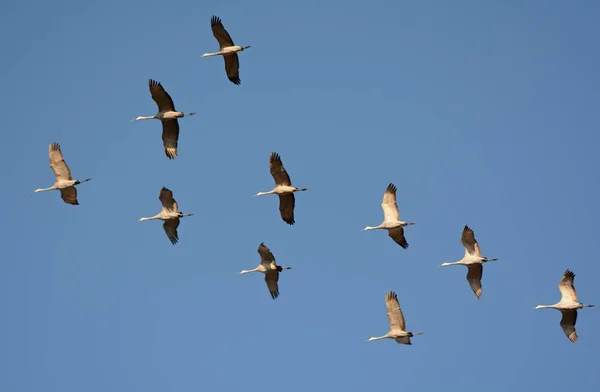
[564, 269, 575, 279]
[160, 186, 171, 192]
[463, 225, 473, 232]
[169, 236, 179, 245]
[386, 183, 397, 193]
[398, 241, 409, 249]
[283, 217, 295, 225]
[270, 291, 279, 299]
[211, 15, 222, 26]
[386, 291, 398, 300]
[50, 142, 60, 149]
[270, 152, 281, 161]
[148, 78, 161, 88]
[229, 77, 241, 85]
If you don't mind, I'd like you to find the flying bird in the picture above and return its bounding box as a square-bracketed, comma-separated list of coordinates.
[254, 152, 307, 225]
[202, 15, 251, 85]
[367, 291, 423, 345]
[362, 183, 415, 249]
[138, 187, 194, 245]
[533, 269, 595, 343]
[131, 79, 196, 159]
[439, 225, 499, 299]
[33, 142, 91, 205]
[239, 242, 292, 299]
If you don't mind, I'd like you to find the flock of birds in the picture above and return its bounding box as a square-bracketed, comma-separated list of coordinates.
[32, 15, 595, 345]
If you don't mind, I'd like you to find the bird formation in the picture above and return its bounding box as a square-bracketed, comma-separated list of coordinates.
[32, 15, 594, 345]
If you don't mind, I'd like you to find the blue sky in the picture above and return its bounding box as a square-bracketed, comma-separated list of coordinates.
[1, 0, 599, 391]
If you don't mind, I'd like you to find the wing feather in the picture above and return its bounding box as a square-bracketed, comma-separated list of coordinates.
[560, 310, 578, 343]
[159, 187, 177, 211]
[381, 183, 400, 222]
[265, 270, 280, 299]
[461, 225, 481, 257]
[388, 227, 408, 249]
[59, 186, 78, 205]
[161, 119, 179, 159]
[257, 243, 276, 266]
[466, 264, 483, 299]
[148, 79, 176, 112]
[224, 54, 241, 85]
[558, 269, 578, 303]
[269, 152, 292, 186]
[210, 16, 235, 48]
[385, 291, 406, 332]
[163, 218, 180, 245]
[48, 142, 73, 182]
[278, 194, 295, 225]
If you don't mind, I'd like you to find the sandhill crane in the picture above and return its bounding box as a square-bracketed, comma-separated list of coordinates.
[254, 152, 307, 225]
[367, 291, 423, 345]
[138, 187, 194, 245]
[363, 183, 415, 249]
[239, 242, 292, 299]
[439, 225, 499, 299]
[33, 142, 91, 205]
[202, 16, 251, 85]
[131, 79, 196, 159]
[533, 269, 595, 343]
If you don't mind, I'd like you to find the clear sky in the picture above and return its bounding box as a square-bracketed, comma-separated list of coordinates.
[0, 0, 599, 391]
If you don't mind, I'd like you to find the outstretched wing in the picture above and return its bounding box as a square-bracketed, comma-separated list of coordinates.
[560, 309, 578, 343]
[466, 264, 483, 299]
[210, 16, 235, 48]
[257, 242, 276, 266]
[269, 152, 292, 186]
[223, 53, 241, 85]
[161, 119, 179, 159]
[48, 142, 73, 182]
[148, 79, 176, 112]
[159, 187, 178, 212]
[385, 291, 406, 332]
[278, 194, 295, 225]
[264, 269, 280, 299]
[395, 336, 412, 345]
[558, 269, 578, 303]
[59, 186, 78, 205]
[388, 227, 408, 249]
[381, 183, 400, 222]
[461, 225, 481, 257]
[163, 218, 180, 245]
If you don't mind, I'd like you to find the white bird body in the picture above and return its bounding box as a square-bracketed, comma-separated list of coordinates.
[439, 225, 498, 298]
[367, 291, 423, 345]
[533, 269, 595, 343]
[138, 187, 194, 245]
[202, 45, 247, 57]
[363, 183, 414, 249]
[131, 79, 196, 159]
[255, 152, 307, 225]
[240, 243, 292, 299]
[202, 16, 250, 85]
[33, 142, 91, 205]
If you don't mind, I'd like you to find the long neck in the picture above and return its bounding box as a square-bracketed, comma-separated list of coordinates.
[255, 190, 275, 196]
[440, 261, 463, 267]
[139, 214, 161, 222]
[363, 225, 384, 231]
[367, 335, 388, 342]
[534, 305, 556, 310]
[33, 186, 55, 193]
[132, 115, 156, 121]
[240, 267, 260, 274]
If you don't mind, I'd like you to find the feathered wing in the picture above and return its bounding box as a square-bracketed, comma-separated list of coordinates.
[385, 291, 406, 332]
[148, 79, 176, 112]
[59, 186, 79, 205]
[159, 187, 177, 211]
[257, 242, 276, 266]
[558, 269, 578, 303]
[210, 16, 235, 48]
[560, 310, 578, 343]
[48, 142, 73, 182]
[461, 225, 481, 257]
[163, 218, 180, 245]
[388, 227, 408, 249]
[395, 336, 412, 345]
[264, 269, 280, 299]
[161, 120, 179, 159]
[269, 152, 292, 186]
[466, 264, 483, 298]
[278, 193, 295, 225]
[381, 183, 400, 222]
[224, 54, 241, 85]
